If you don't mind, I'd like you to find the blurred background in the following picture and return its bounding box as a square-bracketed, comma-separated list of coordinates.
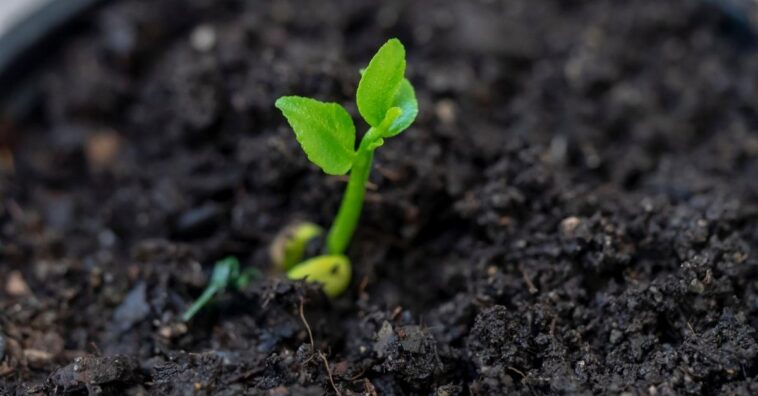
[0, 0, 97, 81]
[0, 0, 754, 97]
[0, 0, 49, 37]
[0, 0, 757, 394]
[0, 0, 755, 84]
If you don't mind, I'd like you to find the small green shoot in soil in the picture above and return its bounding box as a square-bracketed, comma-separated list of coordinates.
[182, 257, 259, 321]
[183, 39, 416, 320]
[275, 38, 418, 296]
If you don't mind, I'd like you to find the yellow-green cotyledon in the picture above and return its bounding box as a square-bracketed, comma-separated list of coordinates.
[287, 254, 352, 297]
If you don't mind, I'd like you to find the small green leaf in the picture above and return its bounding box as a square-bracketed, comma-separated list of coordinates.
[210, 256, 240, 286]
[378, 107, 403, 130]
[234, 267, 261, 290]
[357, 38, 406, 128]
[275, 96, 356, 175]
[384, 79, 418, 137]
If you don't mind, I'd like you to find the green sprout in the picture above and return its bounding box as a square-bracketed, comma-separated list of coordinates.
[182, 257, 259, 321]
[275, 38, 418, 296]
[183, 39, 417, 320]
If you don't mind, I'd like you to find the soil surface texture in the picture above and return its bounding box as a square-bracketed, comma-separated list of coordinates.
[1, 0, 758, 394]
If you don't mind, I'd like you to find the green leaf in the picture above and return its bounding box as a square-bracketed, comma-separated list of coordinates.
[384, 79, 418, 137]
[275, 96, 356, 175]
[211, 256, 240, 284]
[357, 38, 406, 128]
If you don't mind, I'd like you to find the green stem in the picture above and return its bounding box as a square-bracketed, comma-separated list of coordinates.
[326, 108, 401, 255]
[182, 285, 221, 322]
[326, 128, 379, 254]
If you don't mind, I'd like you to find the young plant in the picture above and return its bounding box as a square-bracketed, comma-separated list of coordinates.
[182, 257, 259, 321]
[183, 39, 417, 320]
[275, 38, 418, 296]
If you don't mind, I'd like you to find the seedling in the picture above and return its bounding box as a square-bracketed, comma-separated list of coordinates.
[183, 38, 417, 320]
[182, 257, 259, 321]
[275, 38, 418, 296]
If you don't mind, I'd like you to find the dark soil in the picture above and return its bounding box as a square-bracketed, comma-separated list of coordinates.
[1, 0, 758, 394]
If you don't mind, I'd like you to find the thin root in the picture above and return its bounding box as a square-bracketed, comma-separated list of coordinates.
[519, 265, 538, 294]
[320, 352, 341, 396]
[299, 297, 341, 396]
[299, 297, 315, 347]
[508, 366, 529, 381]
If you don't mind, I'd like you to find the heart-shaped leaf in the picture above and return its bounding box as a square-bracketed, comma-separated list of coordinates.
[275, 96, 356, 175]
[356, 38, 406, 128]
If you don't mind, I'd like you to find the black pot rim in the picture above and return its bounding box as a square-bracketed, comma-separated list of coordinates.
[0, 0, 100, 112]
